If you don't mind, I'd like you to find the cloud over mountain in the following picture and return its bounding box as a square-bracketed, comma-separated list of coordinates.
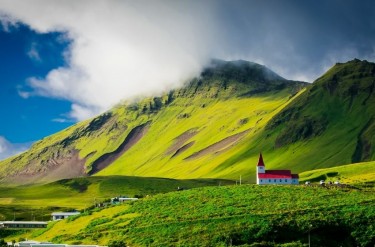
[0, 0, 374, 120]
[0, 1, 219, 120]
[0, 136, 30, 160]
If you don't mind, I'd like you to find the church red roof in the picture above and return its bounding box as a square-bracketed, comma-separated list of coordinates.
[257, 153, 265, 167]
[292, 174, 299, 179]
[258, 170, 299, 179]
[266, 170, 291, 175]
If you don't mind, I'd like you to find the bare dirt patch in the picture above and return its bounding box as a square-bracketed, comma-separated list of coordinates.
[184, 129, 250, 160]
[3, 149, 86, 185]
[88, 122, 150, 175]
[165, 128, 199, 156]
[171, 141, 195, 158]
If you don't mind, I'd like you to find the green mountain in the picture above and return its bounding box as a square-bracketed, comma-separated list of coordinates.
[0, 59, 304, 184]
[0, 59, 374, 185]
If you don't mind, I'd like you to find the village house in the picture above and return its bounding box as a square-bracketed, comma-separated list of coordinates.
[256, 153, 299, 185]
[11, 240, 101, 247]
[0, 221, 47, 229]
[111, 196, 138, 204]
[51, 212, 80, 221]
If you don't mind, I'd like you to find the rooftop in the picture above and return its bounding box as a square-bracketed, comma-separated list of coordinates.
[0, 221, 47, 224]
[51, 212, 80, 216]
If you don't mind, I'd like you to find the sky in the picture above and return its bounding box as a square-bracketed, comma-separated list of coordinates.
[0, 0, 374, 159]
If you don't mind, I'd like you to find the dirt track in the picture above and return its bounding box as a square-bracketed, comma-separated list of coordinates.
[88, 122, 150, 175]
[185, 129, 250, 160]
[3, 149, 86, 185]
[165, 128, 199, 156]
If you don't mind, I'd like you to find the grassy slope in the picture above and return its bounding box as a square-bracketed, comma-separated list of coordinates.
[5, 185, 375, 247]
[216, 59, 375, 179]
[98, 89, 296, 180]
[299, 160, 375, 184]
[0, 176, 231, 221]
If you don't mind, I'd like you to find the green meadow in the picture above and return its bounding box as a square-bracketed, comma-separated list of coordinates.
[0, 176, 231, 221]
[3, 185, 374, 247]
[299, 160, 375, 184]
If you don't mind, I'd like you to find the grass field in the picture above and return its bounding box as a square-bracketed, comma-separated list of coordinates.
[299, 160, 375, 184]
[3, 185, 374, 247]
[0, 176, 232, 221]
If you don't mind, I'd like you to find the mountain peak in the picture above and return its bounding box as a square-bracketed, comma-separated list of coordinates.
[204, 59, 286, 82]
[316, 58, 375, 87]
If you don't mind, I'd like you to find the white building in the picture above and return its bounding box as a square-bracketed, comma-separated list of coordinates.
[111, 197, 138, 204]
[51, 212, 80, 221]
[256, 153, 299, 185]
[14, 241, 100, 247]
[0, 221, 47, 229]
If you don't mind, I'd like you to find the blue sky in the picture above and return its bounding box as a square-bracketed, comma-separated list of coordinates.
[0, 23, 72, 158]
[0, 0, 374, 159]
[0, 24, 71, 141]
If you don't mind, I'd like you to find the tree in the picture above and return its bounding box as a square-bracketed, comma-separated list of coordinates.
[0, 239, 7, 247]
[108, 239, 127, 247]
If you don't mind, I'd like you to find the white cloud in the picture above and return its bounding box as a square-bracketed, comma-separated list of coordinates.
[68, 104, 102, 122]
[51, 118, 72, 123]
[0, 0, 219, 120]
[0, 11, 18, 31]
[27, 42, 42, 62]
[0, 136, 31, 160]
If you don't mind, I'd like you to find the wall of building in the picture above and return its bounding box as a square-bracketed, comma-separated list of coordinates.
[258, 178, 295, 185]
[257, 178, 299, 185]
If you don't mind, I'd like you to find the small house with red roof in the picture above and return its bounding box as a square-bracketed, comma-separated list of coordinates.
[256, 153, 299, 185]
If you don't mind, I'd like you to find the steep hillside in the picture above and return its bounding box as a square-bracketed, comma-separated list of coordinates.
[5, 185, 375, 247]
[267, 59, 375, 166]
[0, 59, 305, 184]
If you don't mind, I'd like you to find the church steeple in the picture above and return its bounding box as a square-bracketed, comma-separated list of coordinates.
[256, 153, 265, 174]
[257, 153, 265, 167]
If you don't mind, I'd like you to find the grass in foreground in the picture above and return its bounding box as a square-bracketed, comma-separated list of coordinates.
[4, 185, 374, 247]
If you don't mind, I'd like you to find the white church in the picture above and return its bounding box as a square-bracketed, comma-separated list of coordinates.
[256, 153, 299, 185]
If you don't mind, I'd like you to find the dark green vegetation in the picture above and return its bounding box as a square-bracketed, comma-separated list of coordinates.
[220, 59, 375, 175]
[7, 185, 375, 247]
[0, 176, 231, 221]
[271, 59, 375, 162]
